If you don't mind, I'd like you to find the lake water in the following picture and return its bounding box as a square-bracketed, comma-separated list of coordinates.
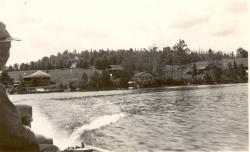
[10, 83, 248, 152]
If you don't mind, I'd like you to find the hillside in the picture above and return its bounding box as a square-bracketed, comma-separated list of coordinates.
[186, 58, 248, 69]
[4, 57, 248, 90]
[8, 68, 102, 85]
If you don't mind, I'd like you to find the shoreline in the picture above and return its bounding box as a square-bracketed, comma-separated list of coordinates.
[9, 82, 248, 95]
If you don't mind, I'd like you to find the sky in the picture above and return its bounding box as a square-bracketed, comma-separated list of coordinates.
[0, 0, 249, 65]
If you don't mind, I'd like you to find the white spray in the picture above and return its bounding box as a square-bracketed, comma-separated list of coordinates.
[69, 113, 126, 142]
[32, 109, 125, 150]
[32, 109, 71, 150]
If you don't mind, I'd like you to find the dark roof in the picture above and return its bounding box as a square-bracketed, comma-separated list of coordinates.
[23, 70, 50, 78]
[109, 65, 124, 70]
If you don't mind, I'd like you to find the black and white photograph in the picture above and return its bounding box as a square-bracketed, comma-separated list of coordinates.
[0, 0, 248, 151]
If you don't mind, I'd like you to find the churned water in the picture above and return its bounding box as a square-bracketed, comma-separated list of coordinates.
[10, 83, 248, 152]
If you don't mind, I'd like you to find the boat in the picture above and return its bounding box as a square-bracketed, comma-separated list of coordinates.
[63, 143, 112, 152]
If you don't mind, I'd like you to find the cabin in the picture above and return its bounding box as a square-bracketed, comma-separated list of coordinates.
[23, 70, 52, 87]
[21, 71, 56, 93]
[185, 61, 211, 75]
[108, 65, 125, 78]
[131, 72, 156, 88]
[186, 66, 207, 75]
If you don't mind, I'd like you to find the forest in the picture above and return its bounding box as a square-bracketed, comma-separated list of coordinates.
[0, 40, 248, 91]
[5, 40, 248, 76]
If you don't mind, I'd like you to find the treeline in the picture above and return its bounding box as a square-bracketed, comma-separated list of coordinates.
[6, 40, 248, 76]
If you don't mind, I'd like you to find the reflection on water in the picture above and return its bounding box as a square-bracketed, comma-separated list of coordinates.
[10, 83, 248, 151]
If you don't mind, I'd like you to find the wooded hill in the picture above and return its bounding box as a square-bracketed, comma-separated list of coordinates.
[5, 40, 248, 76]
[1, 40, 248, 90]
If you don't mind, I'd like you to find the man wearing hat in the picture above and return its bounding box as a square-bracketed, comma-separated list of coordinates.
[0, 22, 60, 152]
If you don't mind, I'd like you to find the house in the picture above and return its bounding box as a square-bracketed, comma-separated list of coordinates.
[184, 61, 217, 83]
[108, 65, 125, 78]
[15, 70, 56, 93]
[186, 65, 207, 75]
[131, 72, 156, 88]
[185, 61, 211, 74]
[23, 70, 52, 87]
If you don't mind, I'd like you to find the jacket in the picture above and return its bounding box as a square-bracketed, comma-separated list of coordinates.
[0, 83, 36, 148]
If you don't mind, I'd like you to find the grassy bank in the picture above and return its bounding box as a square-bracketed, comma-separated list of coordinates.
[8, 68, 101, 86]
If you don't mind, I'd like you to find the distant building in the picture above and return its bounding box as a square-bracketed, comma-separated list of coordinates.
[23, 70, 51, 87]
[21, 70, 56, 93]
[186, 63, 209, 75]
[108, 65, 125, 78]
[131, 72, 156, 88]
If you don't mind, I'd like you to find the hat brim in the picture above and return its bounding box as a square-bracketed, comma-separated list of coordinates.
[0, 37, 21, 42]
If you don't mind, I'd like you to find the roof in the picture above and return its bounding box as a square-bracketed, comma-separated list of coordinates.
[185, 61, 217, 72]
[109, 65, 124, 70]
[23, 70, 50, 78]
[133, 72, 153, 78]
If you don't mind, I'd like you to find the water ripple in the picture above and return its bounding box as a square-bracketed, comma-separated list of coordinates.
[9, 83, 248, 152]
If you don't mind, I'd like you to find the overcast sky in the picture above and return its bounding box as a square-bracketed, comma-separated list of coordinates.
[0, 0, 249, 65]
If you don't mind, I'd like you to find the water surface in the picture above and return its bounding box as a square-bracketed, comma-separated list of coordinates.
[10, 83, 248, 151]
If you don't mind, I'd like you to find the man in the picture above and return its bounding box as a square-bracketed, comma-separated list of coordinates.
[0, 21, 60, 152]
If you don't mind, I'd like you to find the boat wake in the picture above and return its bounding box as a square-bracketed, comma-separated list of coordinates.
[69, 113, 126, 142]
[32, 108, 70, 150]
[32, 110, 125, 150]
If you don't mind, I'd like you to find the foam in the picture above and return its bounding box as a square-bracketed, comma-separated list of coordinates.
[32, 110, 125, 150]
[69, 113, 126, 142]
[32, 108, 70, 149]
